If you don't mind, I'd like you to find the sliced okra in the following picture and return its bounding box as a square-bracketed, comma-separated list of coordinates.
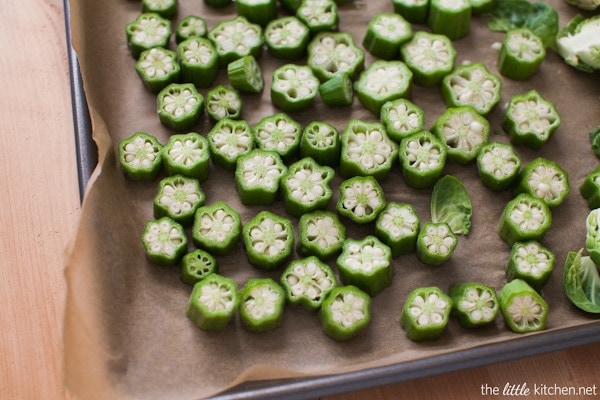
[337, 176, 386, 224]
[506, 240, 555, 291]
[297, 210, 346, 260]
[339, 119, 399, 181]
[498, 28, 546, 80]
[514, 157, 570, 208]
[299, 121, 341, 167]
[355, 60, 413, 116]
[476, 141, 521, 191]
[318, 73, 354, 107]
[125, 13, 171, 59]
[253, 113, 302, 162]
[186, 273, 239, 331]
[392, 0, 429, 23]
[227, 55, 264, 94]
[236, 0, 278, 27]
[153, 174, 205, 226]
[296, 0, 339, 33]
[375, 202, 420, 258]
[264, 16, 310, 60]
[280, 256, 338, 310]
[580, 166, 600, 209]
[157, 83, 203, 131]
[400, 31, 457, 87]
[207, 118, 255, 170]
[362, 13, 413, 60]
[205, 85, 242, 121]
[207, 16, 263, 67]
[141, 216, 188, 266]
[175, 15, 206, 44]
[380, 98, 425, 143]
[431, 105, 490, 164]
[142, 0, 177, 19]
[192, 201, 242, 255]
[503, 89, 561, 150]
[441, 62, 502, 116]
[319, 285, 371, 341]
[498, 193, 552, 245]
[498, 278, 548, 333]
[176, 37, 219, 89]
[235, 149, 287, 205]
[401, 286, 453, 341]
[280, 157, 335, 217]
[135, 47, 180, 93]
[585, 208, 600, 265]
[307, 31, 365, 82]
[449, 282, 499, 328]
[398, 130, 447, 189]
[118, 131, 163, 181]
[416, 222, 458, 265]
[243, 211, 295, 270]
[180, 248, 218, 286]
[163, 132, 210, 181]
[239, 278, 286, 332]
[271, 64, 320, 112]
[427, 0, 472, 40]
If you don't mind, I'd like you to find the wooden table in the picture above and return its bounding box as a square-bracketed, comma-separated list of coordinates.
[2, 0, 598, 399]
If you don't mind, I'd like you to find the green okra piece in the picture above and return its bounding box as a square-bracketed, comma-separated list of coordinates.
[514, 157, 570, 208]
[498, 28, 546, 80]
[427, 0, 471, 40]
[118, 131, 163, 181]
[235, 149, 287, 205]
[380, 98, 425, 143]
[186, 273, 239, 331]
[580, 166, 600, 209]
[125, 13, 172, 59]
[307, 31, 365, 82]
[392, 0, 429, 23]
[142, 0, 177, 19]
[441, 62, 502, 116]
[135, 47, 180, 94]
[503, 90, 561, 150]
[177, 37, 219, 89]
[400, 31, 457, 87]
[280, 157, 334, 217]
[264, 16, 310, 60]
[398, 130, 447, 189]
[476, 141, 521, 191]
[141, 216, 188, 266]
[431, 105, 490, 164]
[239, 278, 286, 332]
[498, 193, 552, 245]
[498, 278, 548, 333]
[319, 285, 371, 341]
[362, 13, 413, 60]
[375, 202, 420, 258]
[449, 282, 499, 328]
[253, 113, 302, 162]
[280, 256, 338, 310]
[401, 286, 453, 341]
[339, 119, 399, 181]
[162, 132, 210, 181]
[192, 201, 242, 255]
[296, 0, 339, 33]
[242, 211, 295, 270]
[208, 16, 263, 67]
[157, 83, 204, 131]
[337, 176, 386, 224]
[299, 121, 341, 168]
[416, 222, 458, 265]
[175, 15, 207, 44]
[180, 248, 218, 286]
[227, 55, 265, 94]
[585, 208, 600, 265]
[355, 60, 413, 117]
[506, 240, 555, 291]
[204, 0, 232, 7]
[318, 73, 354, 107]
[153, 174, 205, 226]
[237, 0, 278, 26]
[297, 210, 346, 260]
[271, 64, 320, 112]
[207, 118, 255, 171]
[205, 85, 242, 121]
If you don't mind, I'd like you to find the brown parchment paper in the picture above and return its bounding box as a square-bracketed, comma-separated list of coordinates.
[64, 0, 600, 398]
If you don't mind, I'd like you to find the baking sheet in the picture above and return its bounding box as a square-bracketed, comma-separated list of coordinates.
[63, 0, 600, 399]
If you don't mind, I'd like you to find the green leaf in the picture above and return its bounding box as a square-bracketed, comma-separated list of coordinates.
[430, 175, 472, 235]
[563, 249, 600, 313]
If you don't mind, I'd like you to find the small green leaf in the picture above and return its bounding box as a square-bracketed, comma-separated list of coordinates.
[430, 175, 472, 235]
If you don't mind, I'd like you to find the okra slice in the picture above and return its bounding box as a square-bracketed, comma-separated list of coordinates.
[392, 0, 429, 24]
[239, 278, 286, 332]
[271, 64, 320, 112]
[506, 240, 555, 291]
[118, 131, 163, 181]
[141, 216, 188, 266]
[580, 166, 600, 209]
[135, 47, 180, 94]
[380, 98, 425, 143]
[585, 208, 600, 265]
[416, 222, 458, 265]
[401, 286, 453, 341]
[498, 193, 552, 245]
[176, 37, 219, 89]
[400, 31, 457, 87]
[175, 15, 207, 43]
[337, 176, 386, 224]
[253, 113, 302, 162]
[264, 16, 310, 60]
[205, 85, 242, 121]
[498, 28, 546, 81]
[398, 130, 447, 189]
[476, 141, 521, 191]
[339, 119, 399, 181]
[280, 157, 334, 217]
[318, 73, 354, 107]
[142, 0, 177, 19]
[280, 256, 338, 310]
[207, 16, 263, 67]
[180, 249, 218, 286]
[449, 282, 499, 328]
[441, 62, 502, 116]
[296, 0, 339, 33]
[362, 13, 413, 60]
[498, 278, 548, 333]
[125, 13, 171, 59]
[163, 132, 210, 181]
[431, 105, 490, 164]
[319, 285, 371, 341]
[235, 149, 287, 205]
[236, 0, 278, 27]
[427, 0, 471, 40]
[186, 273, 239, 331]
[503, 89, 561, 150]
[153, 174, 205, 226]
[242, 211, 295, 270]
[514, 157, 570, 208]
[355, 60, 413, 116]
[297, 210, 346, 260]
[157, 83, 204, 131]
[299, 121, 341, 167]
[307, 31, 365, 82]
[192, 201, 242, 255]
[227, 55, 264, 94]
[207, 118, 255, 170]
[375, 202, 420, 258]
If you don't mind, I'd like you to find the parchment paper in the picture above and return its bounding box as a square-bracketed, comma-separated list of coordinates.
[64, 0, 600, 398]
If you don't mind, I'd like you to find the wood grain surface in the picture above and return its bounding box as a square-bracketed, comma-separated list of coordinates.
[1, 1, 598, 399]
